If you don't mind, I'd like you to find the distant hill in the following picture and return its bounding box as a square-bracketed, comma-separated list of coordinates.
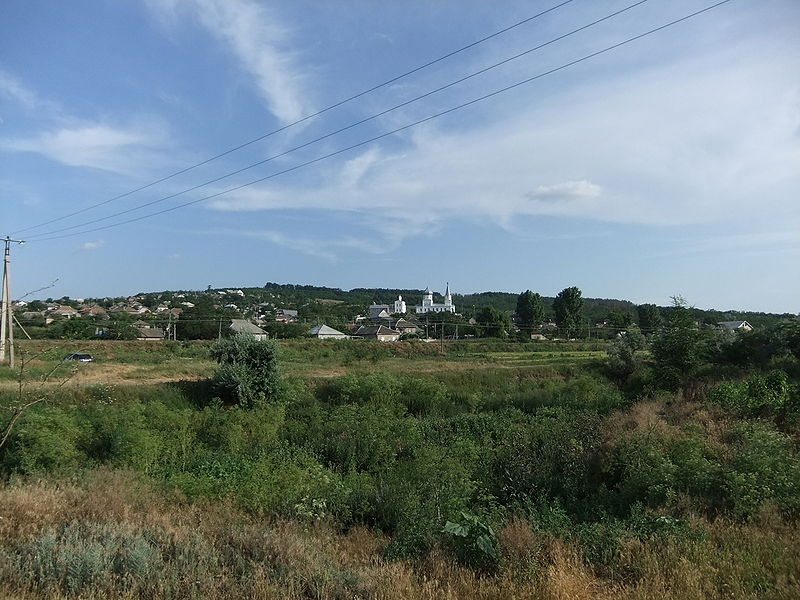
[126, 282, 793, 330]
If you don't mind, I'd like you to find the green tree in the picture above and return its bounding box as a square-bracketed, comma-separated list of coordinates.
[210, 334, 281, 408]
[637, 303, 662, 332]
[180, 297, 237, 340]
[607, 330, 647, 384]
[607, 311, 633, 331]
[475, 306, 512, 338]
[650, 296, 708, 393]
[515, 290, 545, 330]
[553, 286, 584, 338]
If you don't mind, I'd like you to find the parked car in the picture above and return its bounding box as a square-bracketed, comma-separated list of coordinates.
[63, 353, 93, 362]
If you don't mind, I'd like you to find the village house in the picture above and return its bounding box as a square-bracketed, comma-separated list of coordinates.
[353, 325, 402, 342]
[391, 318, 421, 336]
[80, 305, 108, 319]
[275, 309, 298, 323]
[229, 319, 269, 341]
[52, 305, 80, 319]
[135, 325, 165, 341]
[717, 320, 754, 333]
[308, 324, 349, 340]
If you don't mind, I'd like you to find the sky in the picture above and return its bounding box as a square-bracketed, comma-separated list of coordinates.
[1, 0, 798, 313]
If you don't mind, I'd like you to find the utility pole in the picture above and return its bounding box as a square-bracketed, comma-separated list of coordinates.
[0, 237, 25, 368]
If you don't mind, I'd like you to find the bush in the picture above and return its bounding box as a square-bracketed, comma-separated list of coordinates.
[4, 407, 81, 473]
[211, 335, 281, 408]
[443, 511, 498, 571]
[723, 423, 800, 519]
[708, 370, 794, 418]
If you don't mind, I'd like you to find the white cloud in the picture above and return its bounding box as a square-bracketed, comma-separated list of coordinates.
[147, 0, 310, 124]
[2, 122, 170, 176]
[80, 240, 105, 251]
[526, 181, 602, 203]
[238, 229, 386, 261]
[200, 34, 799, 245]
[0, 68, 61, 116]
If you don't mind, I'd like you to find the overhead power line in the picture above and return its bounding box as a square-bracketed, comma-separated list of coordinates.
[12, 0, 578, 236]
[29, 0, 734, 243]
[24, 0, 651, 241]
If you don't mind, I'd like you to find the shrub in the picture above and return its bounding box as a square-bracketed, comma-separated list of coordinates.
[612, 434, 676, 509]
[211, 335, 281, 408]
[723, 423, 800, 519]
[443, 511, 498, 571]
[4, 407, 81, 473]
[708, 370, 793, 418]
[491, 409, 602, 510]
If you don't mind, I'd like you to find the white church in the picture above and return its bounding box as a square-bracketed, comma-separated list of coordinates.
[415, 283, 456, 314]
[367, 284, 456, 317]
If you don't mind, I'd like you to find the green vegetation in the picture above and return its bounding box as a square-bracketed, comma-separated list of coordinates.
[0, 313, 799, 598]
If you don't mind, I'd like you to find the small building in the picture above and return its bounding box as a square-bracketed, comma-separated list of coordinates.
[717, 320, 754, 333]
[52, 305, 80, 319]
[369, 304, 392, 319]
[80, 305, 108, 319]
[530, 333, 548, 341]
[353, 325, 401, 342]
[391, 318, 421, 336]
[230, 319, 269, 341]
[136, 326, 165, 341]
[308, 324, 349, 340]
[275, 309, 298, 323]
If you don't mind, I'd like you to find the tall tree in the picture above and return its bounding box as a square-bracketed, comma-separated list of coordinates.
[516, 290, 545, 330]
[637, 303, 662, 332]
[553, 286, 584, 338]
[476, 306, 512, 338]
[650, 296, 708, 393]
[516, 290, 538, 329]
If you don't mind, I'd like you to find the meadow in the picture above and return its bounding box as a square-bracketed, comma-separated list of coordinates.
[0, 334, 798, 599]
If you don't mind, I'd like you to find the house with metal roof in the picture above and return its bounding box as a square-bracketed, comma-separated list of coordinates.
[308, 324, 349, 339]
[230, 319, 269, 341]
[353, 325, 401, 342]
[717, 320, 754, 333]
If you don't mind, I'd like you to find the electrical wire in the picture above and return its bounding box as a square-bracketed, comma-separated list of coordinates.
[25, 0, 651, 240]
[28, 0, 734, 244]
[11, 0, 578, 236]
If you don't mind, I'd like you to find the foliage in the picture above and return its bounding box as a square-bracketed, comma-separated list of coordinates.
[515, 290, 545, 330]
[707, 370, 795, 419]
[606, 330, 647, 385]
[443, 511, 498, 570]
[2, 327, 800, 594]
[553, 286, 584, 338]
[637, 303, 662, 332]
[650, 298, 709, 391]
[210, 335, 281, 408]
[475, 306, 512, 338]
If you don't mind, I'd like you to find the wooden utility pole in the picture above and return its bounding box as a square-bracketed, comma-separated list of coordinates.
[0, 237, 25, 368]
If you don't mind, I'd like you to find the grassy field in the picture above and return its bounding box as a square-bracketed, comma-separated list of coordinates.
[1, 336, 798, 599]
[0, 338, 607, 387]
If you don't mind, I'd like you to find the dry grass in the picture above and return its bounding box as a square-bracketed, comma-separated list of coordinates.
[2, 471, 797, 599]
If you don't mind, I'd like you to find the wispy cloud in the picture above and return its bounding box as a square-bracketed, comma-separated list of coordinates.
[147, 0, 310, 124]
[526, 180, 602, 203]
[2, 121, 171, 176]
[244, 229, 387, 261]
[80, 240, 105, 251]
[200, 35, 799, 246]
[0, 67, 62, 116]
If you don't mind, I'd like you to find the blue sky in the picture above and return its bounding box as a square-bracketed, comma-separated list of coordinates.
[1, 0, 798, 312]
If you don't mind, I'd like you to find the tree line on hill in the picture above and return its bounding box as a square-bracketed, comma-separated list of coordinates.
[12, 282, 794, 341]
